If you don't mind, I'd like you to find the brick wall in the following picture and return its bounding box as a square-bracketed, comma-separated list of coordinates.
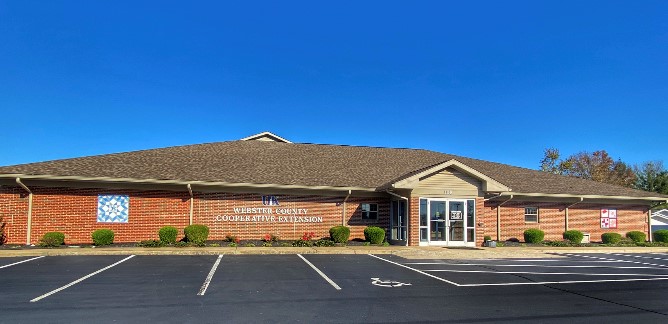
[0, 186, 390, 245]
[481, 201, 649, 242]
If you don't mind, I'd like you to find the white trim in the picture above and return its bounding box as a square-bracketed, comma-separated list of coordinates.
[494, 191, 667, 203]
[392, 159, 511, 192]
[240, 131, 292, 143]
[0, 173, 376, 193]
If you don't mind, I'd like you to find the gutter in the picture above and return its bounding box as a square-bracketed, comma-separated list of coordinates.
[15, 178, 33, 245]
[496, 195, 514, 241]
[0, 174, 378, 193]
[386, 190, 410, 246]
[564, 197, 584, 231]
[187, 184, 194, 225]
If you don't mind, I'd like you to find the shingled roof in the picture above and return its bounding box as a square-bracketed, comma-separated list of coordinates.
[0, 137, 666, 200]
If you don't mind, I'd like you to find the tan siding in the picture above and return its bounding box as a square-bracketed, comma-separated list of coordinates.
[413, 167, 482, 197]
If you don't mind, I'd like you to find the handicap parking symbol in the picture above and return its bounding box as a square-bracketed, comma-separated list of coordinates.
[371, 278, 412, 287]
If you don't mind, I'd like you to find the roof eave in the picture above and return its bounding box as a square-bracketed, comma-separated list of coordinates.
[0, 173, 376, 193]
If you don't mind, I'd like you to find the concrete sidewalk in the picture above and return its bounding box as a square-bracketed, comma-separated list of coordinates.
[2, 245, 668, 259]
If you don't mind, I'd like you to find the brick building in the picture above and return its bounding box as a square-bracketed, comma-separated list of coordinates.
[0, 132, 666, 246]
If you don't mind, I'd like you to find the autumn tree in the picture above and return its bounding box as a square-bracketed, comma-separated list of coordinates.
[539, 148, 636, 188]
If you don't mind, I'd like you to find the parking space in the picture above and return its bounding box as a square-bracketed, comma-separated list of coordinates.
[1, 253, 667, 322]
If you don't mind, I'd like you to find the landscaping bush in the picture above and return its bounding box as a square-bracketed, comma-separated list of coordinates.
[483, 235, 492, 242]
[158, 226, 178, 244]
[292, 239, 313, 247]
[39, 232, 65, 247]
[523, 229, 545, 243]
[563, 230, 584, 244]
[601, 232, 623, 244]
[137, 239, 165, 247]
[184, 224, 209, 244]
[364, 226, 385, 244]
[92, 229, 114, 246]
[654, 230, 668, 243]
[626, 231, 646, 243]
[329, 226, 350, 244]
[314, 239, 335, 247]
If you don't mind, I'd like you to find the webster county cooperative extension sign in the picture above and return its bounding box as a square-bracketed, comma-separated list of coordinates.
[213, 196, 324, 223]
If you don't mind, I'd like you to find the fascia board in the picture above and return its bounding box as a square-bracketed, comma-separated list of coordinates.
[0, 173, 375, 193]
[494, 191, 668, 203]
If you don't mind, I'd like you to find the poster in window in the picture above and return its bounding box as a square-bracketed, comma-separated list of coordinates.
[600, 208, 617, 229]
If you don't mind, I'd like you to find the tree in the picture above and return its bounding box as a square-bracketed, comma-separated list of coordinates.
[539, 149, 636, 188]
[634, 161, 668, 194]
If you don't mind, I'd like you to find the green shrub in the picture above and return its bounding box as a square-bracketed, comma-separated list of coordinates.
[523, 229, 545, 243]
[563, 230, 584, 244]
[364, 226, 385, 244]
[314, 239, 335, 247]
[329, 226, 351, 244]
[543, 240, 571, 247]
[292, 239, 313, 247]
[158, 226, 178, 244]
[483, 235, 492, 242]
[173, 241, 189, 247]
[92, 229, 114, 246]
[39, 232, 65, 247]
[626, 231, 646, 243]
[654, 230, 668, 243]
[184, 224, 209, 244]
[601, 232, 623, 244]
[262, 241, 273, 247]
[137, 239, 164, 247]
[244, 242, 256, 247]
[229, 242, 238, 247]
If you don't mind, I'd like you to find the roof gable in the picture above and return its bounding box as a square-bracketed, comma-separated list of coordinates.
[240, 132, 292, 143]
[391, 159, 511, 192]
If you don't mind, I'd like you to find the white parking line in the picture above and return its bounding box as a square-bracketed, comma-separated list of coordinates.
[30, 255, 135, 302]
[0, 256, 44, 269]
[368, 254, 461, 286]
[610, 253, 668, 262]
[425, 269, 668, 277]
[457, 277, 668, 287]
[198, 254, 223, 296]
[404, 262, 663, 270]
[297, 254, 341, 290]
[561, 253, 668, 269]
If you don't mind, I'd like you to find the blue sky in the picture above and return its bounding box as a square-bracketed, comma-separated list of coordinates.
[1, 1, 666, 170]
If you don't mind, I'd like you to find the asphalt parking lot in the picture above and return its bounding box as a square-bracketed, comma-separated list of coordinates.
[2, 253, 668, 323]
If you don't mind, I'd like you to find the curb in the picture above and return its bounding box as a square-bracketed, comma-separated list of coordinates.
[2, 246, 668, 259]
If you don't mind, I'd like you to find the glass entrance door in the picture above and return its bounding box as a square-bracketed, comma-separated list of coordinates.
[448, 201, 466, 242]
[390, 200, 407, 242]
[420, 198, 473, 246]
[430, 201, 446, 241]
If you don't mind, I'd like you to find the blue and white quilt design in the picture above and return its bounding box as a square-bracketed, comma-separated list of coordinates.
[97, 195, 129, 223]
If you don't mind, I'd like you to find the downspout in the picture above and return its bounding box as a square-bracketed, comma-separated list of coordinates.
[386, 190, 410, 246]
[16, 178, 33, 245]
[564, 197, 584, 232]
[342, 190, 351, 226]
[496, 195, 513, 241]
[187, 184, 193, 225]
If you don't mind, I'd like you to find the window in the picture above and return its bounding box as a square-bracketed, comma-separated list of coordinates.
[525, 207, 539, 223]
[361, 203, 378, 220]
